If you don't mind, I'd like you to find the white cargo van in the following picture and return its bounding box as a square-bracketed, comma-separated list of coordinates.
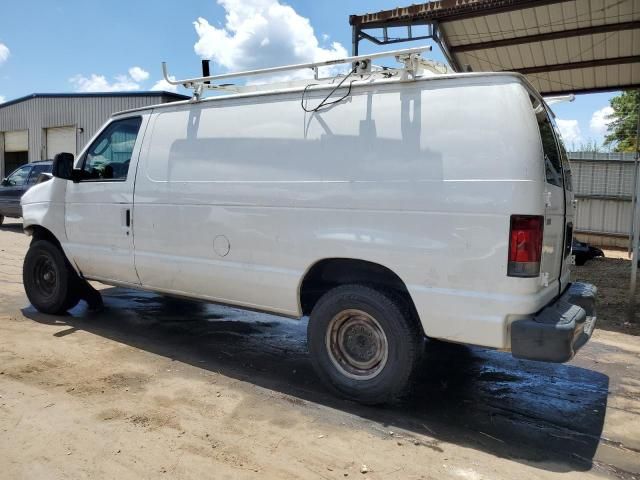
[20, 49, 596, 403]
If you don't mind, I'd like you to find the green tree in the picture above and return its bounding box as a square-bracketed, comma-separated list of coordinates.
[604, 90, 639, 152]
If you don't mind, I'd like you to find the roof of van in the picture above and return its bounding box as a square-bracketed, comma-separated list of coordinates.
[111, 71, 539, 117]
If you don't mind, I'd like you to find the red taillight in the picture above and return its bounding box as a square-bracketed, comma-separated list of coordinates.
[508, 215, 543, 277]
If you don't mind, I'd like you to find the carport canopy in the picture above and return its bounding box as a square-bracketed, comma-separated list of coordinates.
[349, 0, 640, 95]
[350, 0, 640, 321]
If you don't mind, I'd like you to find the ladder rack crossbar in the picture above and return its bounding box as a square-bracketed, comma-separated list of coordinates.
[162, 46, 431, 88]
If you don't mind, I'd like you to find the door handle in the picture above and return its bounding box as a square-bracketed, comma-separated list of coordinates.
[121, 208, 131, 232]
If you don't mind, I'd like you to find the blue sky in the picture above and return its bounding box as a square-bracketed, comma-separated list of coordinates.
[0, 0, 616, 148]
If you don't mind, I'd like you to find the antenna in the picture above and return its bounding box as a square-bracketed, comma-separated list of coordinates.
[162, 46, 432, 100]
[201, 60, 211, 84]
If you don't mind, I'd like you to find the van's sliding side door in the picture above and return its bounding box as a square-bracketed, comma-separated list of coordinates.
[64, 116, 148, 284]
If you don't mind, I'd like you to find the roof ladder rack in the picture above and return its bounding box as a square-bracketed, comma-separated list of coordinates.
[162, 45, 432, 101]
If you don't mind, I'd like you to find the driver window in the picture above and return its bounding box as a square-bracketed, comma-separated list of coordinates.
[82, 117, 142, 181]
[6, 165, 31, 186]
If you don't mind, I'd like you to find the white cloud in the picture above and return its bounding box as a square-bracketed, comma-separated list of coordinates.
[69, 73, 140, 92]
[151, 76, 178, 93]
[0, 43, 9, 66]
[128, 66, 149, 82]
[193, 0, 347, 81]
[556, 119, 582, 145]
[590, 106, 614, 135]
[0, 95, 5, 104]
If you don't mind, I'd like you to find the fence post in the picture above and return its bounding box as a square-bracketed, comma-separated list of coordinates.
[627, 94, 640, 324]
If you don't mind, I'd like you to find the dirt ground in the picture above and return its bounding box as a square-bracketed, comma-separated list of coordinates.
[1, 218, 639, 480]
[572, 251, 640, 336]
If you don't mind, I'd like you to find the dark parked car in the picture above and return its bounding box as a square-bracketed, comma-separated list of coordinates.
[0, 161, 52, 225]
[572, 238, 605, 266]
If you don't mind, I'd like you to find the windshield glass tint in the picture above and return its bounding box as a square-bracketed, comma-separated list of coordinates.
[27, 164, 51, 185]
[6, 165, 31, 186]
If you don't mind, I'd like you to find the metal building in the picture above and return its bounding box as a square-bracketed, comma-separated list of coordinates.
[0, 91, 188, 178]
[571, 151, 638, 248]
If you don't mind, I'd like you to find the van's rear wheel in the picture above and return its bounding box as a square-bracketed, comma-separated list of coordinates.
[307, 285, 422, 404]
[0, 214, 4, 225]
[23, 240, 80, 314]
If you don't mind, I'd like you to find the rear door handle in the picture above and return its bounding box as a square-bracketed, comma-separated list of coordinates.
[125, 209, 131, 227]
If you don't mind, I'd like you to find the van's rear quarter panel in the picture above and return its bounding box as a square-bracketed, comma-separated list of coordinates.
[133, 77, 547, 348]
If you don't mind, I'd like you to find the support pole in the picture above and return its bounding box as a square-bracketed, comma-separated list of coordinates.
[433, 22, 462, 72]
[628, 91, 640, 323]
[352, 26, 359, 56]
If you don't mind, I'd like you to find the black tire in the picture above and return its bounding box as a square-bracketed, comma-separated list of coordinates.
[307, 284, 423, 404]
[23, 240, 80, 314]
[0, 214, 4, 225]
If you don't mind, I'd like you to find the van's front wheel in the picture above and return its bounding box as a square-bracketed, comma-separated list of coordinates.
[23, 240, 80, 314]
[307, 285, 422, 404]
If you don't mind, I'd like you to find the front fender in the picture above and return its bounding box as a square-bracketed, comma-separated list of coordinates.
[21, 178, 68, 244]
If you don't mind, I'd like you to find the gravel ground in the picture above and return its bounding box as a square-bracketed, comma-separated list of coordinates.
[572, 252, 640, 336]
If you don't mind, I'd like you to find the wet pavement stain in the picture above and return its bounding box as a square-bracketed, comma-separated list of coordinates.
[19, 286, 640, 478]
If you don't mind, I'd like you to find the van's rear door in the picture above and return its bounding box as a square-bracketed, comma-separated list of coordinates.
[552, 116, 575, 292]
[534, 105, 570, 294]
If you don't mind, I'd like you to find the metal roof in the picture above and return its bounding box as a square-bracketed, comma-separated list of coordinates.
[350, 0, 640, 95]
[0, 91, 189, 109]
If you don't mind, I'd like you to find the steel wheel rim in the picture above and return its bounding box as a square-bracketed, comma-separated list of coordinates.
[33, 253, 58, 299]
[325, 309, 388, 380]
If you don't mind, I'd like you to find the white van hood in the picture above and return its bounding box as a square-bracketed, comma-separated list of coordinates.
[21, 177, 67, 206]
[21, 177, 69, 245]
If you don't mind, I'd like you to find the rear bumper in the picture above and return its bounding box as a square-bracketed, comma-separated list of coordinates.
[510, 282, 597, 363]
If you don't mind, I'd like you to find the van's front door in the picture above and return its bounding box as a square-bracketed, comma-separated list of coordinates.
[64, 116, 145, 284]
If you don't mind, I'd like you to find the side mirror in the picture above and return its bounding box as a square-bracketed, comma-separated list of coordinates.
[52, 152, 79, 181]
[1, 178, 8, 187]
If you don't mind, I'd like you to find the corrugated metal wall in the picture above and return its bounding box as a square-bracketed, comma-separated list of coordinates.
[0, 94, 183, 178]
[570, 152, 638, 248]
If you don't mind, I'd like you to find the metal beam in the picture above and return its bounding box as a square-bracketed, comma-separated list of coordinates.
[451, 21, 640, 53]
[513, 56, 640, 75]
[358, 30, 434, 47]
[356, 19, 433, 30]
[349, 0, 569, 28]
[538, 83, 640, 96]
